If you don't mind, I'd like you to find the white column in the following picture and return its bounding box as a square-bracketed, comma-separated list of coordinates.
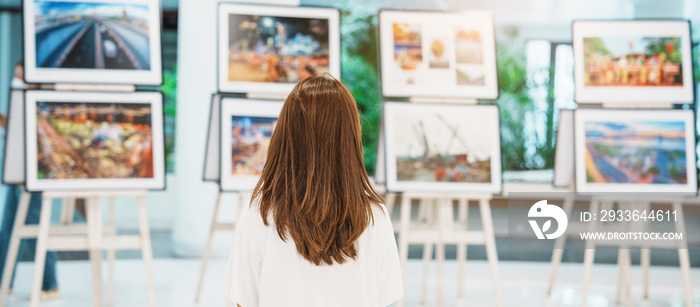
[173, 0, 299, 257]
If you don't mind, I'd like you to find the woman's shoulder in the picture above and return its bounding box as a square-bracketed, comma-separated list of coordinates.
[369, 203, 394, 231]
[237, 201, 273, 238]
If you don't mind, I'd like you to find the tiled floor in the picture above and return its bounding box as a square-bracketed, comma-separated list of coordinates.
[3, 258, 699, 307]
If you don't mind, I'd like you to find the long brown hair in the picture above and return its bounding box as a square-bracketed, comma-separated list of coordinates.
[251, 74, 383, 266]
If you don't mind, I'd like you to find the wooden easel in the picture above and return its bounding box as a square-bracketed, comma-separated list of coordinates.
[0, 188, 157, 307]
[395, 192, 502, 307]
[194, 189, 250, 306]
[546, 101, 694, 306]
[579, 196, 693, 307]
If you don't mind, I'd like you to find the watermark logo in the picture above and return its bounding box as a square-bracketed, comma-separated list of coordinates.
[528, 200, 568, 240]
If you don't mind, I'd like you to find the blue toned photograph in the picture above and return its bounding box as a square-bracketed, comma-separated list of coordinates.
[584, 120, 687, 184]
[34, 0, 151, 70]
[230, 116, 277, 175]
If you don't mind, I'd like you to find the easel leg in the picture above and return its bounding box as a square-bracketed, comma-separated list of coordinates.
[672, 201, 693, 307]
[456, 243, 466, 299]
[615, 249, 625, 306]
[436, 199, 451, 307]
[195, 191, 223, 304]
[457, 199, 468, 299]
[87, 197, 104, 307]
[479, 198, 502, 307]
[108, 197, 116, 307]
[581, 198, 600, 307]
[60, 197, 74, 225]
[546, 196, 574, 296]
[420, 243, 432, 305]
[137, 196, 158, 307]
[0, 191, 31, 306]
[617, 248, 632, 307]
[641, 248, 650, 301]
[29, 197, 52, 307]
[385, 192, 397, 219]
[396, 195, 411, 307]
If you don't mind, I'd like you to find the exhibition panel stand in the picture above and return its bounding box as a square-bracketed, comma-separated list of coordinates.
[383, 99, 504, 307]
[377, 9, 502, 307]
[4, 0, 166, 303]
[0, 86, 165, 307]
[546, 19, 697, 307]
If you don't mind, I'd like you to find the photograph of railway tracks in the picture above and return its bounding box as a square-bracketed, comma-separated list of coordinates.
[35, 101, 155, 180]
[33, 0, 151, 70]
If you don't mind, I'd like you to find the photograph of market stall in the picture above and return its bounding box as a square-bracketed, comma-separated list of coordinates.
[35, 101, 154, 179]
[583, 36, 682, 86]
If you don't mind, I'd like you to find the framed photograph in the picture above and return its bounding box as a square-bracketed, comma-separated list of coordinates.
[383, 102, 502, 193]
[574, 109, 697, 195]
[553, 109, 574, 188]
[573, 20, 693, 104]
[23, 0, 163, 85]
[3, 90, 26, 184]
[219, 98, 283, 192]
[24, 90, 165, 191]
[217, 3, 340, 95]
[203, 94, 221, 181]
[378, 10, 498, 100]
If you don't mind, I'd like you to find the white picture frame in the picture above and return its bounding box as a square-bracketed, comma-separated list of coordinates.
[217, 3, 340, 95]
[219, 98, 283, 192]
[3, 90, 26, 184]
[383, 102, 502, 194]
[378, 10, 498, 100]
[24, 90, 165, 191]
[574, 109, 697, 195]
[572, 20, 693, 104]
[203, 94, 221, 181]
[23, 0, 163, 85]
[553, 109, 574, 188]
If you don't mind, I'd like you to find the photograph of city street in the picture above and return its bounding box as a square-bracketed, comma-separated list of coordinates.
[391, 107, 493, 183]
[36, 102, 154, 179]
[227, 14, 330, 83]
[33, 0, 151, 70]
[584, 120, 688, 184]
[230, 116, 277, 175]
[583, 36, 683, 86]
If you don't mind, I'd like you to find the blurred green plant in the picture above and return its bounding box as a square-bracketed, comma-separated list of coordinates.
[339, 1, 382, 175]
[159, 65, 177, 172]
[492, 28, 554, 170]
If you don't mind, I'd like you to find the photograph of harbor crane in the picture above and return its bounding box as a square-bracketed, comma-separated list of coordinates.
[35, 101, 154, 180]
[389, 105, 494, 184]
[33, 0, 151, 70]
[583, 119, 688, 184]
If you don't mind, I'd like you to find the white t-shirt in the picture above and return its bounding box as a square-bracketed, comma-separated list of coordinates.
[222, 201, 403, 307]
